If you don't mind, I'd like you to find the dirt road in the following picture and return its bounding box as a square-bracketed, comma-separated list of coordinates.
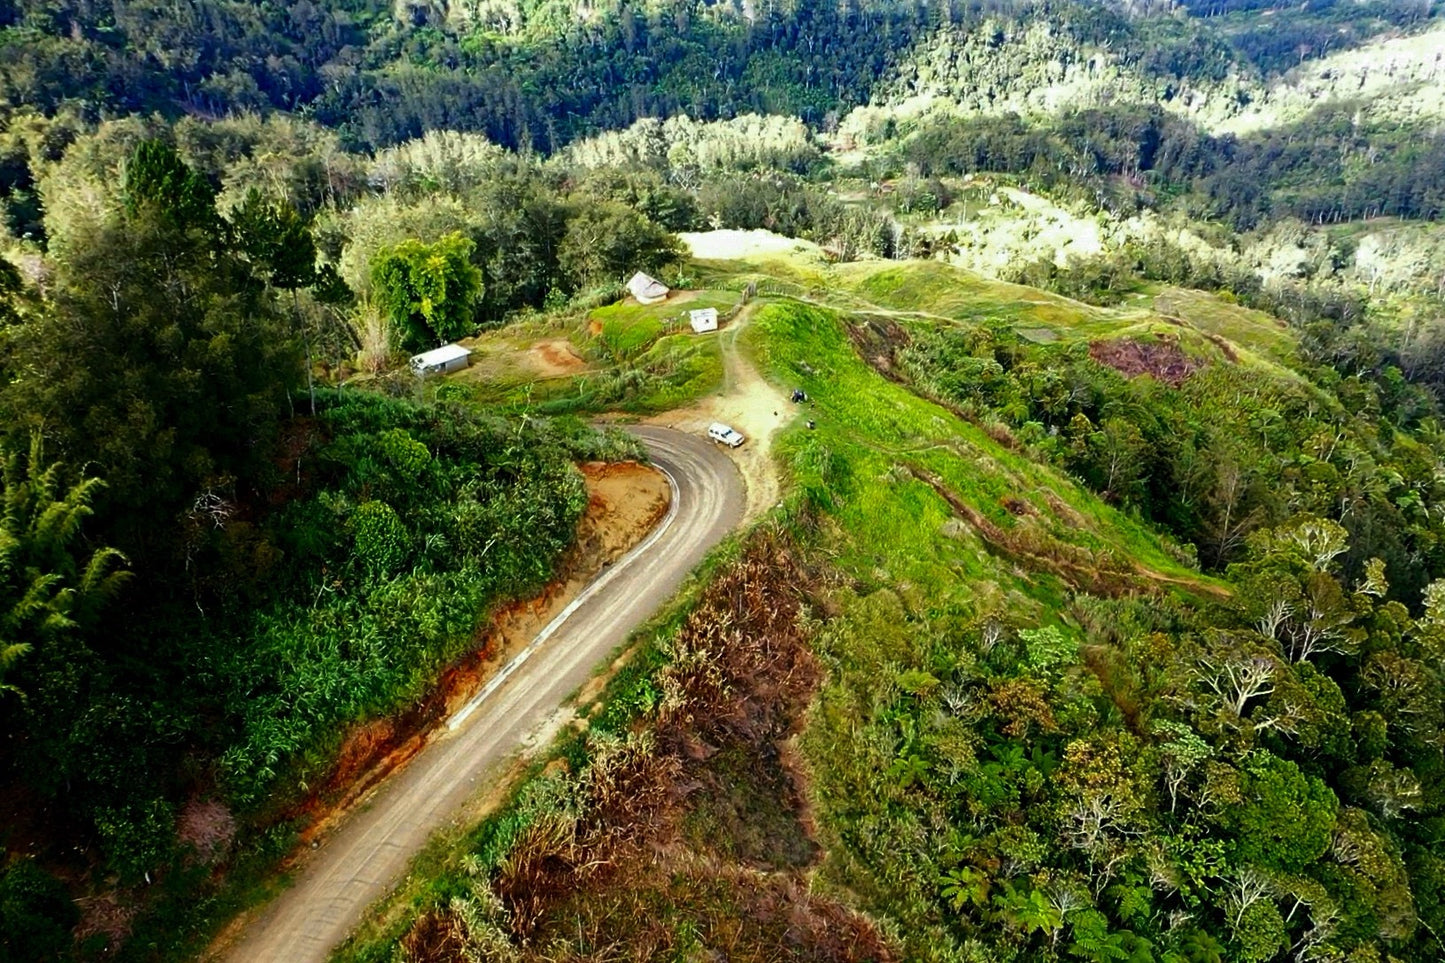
[645, 302, 792, 522]
[218, 428, 744, 963]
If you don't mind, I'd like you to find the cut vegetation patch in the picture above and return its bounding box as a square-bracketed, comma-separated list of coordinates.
[365, 533, 895, 963]
[1089, 336, 1202, 386]
[525, 339, 587, 377]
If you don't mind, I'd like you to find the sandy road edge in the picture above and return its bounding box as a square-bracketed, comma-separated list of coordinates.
[211, 430, 743, 963]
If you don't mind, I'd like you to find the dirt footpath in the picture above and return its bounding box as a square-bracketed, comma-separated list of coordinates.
[644, 304, 791, 522]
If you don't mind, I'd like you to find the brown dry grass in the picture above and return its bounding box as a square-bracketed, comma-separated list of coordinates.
[398, 532, 896, 963]
[1088, 336, 1201, 386]
[176, 798, 237, 866]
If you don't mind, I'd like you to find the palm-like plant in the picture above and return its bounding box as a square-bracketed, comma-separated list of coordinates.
[0, 433, 128, 697]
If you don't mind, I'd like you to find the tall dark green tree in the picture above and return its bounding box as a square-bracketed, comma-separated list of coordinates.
[122, 138, 218, 232]
[229, 188, 330, 414]
[557, 200, 684, 291]
[3, 142, 301, 554]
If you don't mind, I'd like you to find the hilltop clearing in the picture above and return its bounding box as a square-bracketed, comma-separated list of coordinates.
[639, 302, 792, 523]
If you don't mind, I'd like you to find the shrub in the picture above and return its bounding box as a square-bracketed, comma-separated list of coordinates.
[351, 500, 412, 577]
[0, 860, 77, 963]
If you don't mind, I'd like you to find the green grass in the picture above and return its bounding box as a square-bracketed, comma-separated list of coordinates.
[323, 264, 1240, 961]
[746, 299, 1218, 607]
[698, 258, 1306, 380]
[622, 332, 725, 412]
[1143, 285, 1297, 362]
[590, 290, 739, 360]
[834, 260, 1109, 327]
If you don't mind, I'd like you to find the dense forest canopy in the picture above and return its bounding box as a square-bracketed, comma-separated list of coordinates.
[1, 0, 1445, 960]
[0, 0, 1439, 150]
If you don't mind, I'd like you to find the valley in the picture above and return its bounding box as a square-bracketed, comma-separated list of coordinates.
[1, 2, 1445, 962]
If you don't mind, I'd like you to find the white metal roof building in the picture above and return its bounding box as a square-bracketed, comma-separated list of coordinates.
[410, 344, 473, 376]
[688, 308, 719, 333]
[627, 272, 671, 305]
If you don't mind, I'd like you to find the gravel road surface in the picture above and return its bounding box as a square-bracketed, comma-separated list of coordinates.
[220, 427, 744, 963]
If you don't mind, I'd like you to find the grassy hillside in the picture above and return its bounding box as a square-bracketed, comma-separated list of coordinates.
[4, 0, 1445, 956]
[333, 244, 1445, 961]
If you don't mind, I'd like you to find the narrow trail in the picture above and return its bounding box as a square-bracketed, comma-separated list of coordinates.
[214, 429, 744, 963]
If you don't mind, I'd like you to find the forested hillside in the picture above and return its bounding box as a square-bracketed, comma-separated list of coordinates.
[1, 0, 1440, 149]
[2, 0, 1445, 960]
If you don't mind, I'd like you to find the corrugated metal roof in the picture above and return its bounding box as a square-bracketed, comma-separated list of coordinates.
[410, 344, 472, 368]
[627, 272, 670, 300]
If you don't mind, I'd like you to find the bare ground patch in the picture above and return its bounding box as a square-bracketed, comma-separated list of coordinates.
[525, 339, 587, 378]
[1089, 336, 1201, 387]
[642, 304, 792, 522]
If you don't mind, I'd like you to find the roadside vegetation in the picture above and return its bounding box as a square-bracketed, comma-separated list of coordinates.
[340, 272, 1445, 962]
[0, 141, 646, 960]
[4, 0, 1445, 960]
[754, 296, 1445, 963]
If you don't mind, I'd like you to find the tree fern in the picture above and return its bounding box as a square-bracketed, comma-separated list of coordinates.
[0, 433, 128, 698]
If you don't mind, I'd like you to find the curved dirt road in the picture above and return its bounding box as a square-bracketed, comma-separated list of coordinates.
[220, 428, 744, 963]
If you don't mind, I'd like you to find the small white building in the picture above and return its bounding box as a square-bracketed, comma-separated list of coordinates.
[410, 343, 472, 376]
[627, 272, 670, 305]
[688, 308, 719, 333]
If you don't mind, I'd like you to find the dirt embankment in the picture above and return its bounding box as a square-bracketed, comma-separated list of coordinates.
[286, 462, 671, 849]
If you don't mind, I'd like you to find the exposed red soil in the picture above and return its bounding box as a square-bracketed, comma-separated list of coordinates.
[282, 461, 671, 851]
[844, 315, 912, 383]
[526, 339, 587, 378]
[1089, 336, 1201, 387]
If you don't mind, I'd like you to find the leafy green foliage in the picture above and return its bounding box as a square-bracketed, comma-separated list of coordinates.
[0, 433, 126, 697]
[213, 390, 589, 807]
[371, 233, 484, 352]
[4, 141, 301, 549]
[557, 200, 682, 291]
[0, 859, 76, 963]
[1226, 753, 1338, 873]
[350, 500, 411, 578]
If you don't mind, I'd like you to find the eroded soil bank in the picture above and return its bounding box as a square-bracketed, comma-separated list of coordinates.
[280, 460, 672, 851]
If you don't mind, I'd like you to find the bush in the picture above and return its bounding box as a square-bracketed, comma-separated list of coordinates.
[351, 501, 412, 577]
[0, 860, 77, 963]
